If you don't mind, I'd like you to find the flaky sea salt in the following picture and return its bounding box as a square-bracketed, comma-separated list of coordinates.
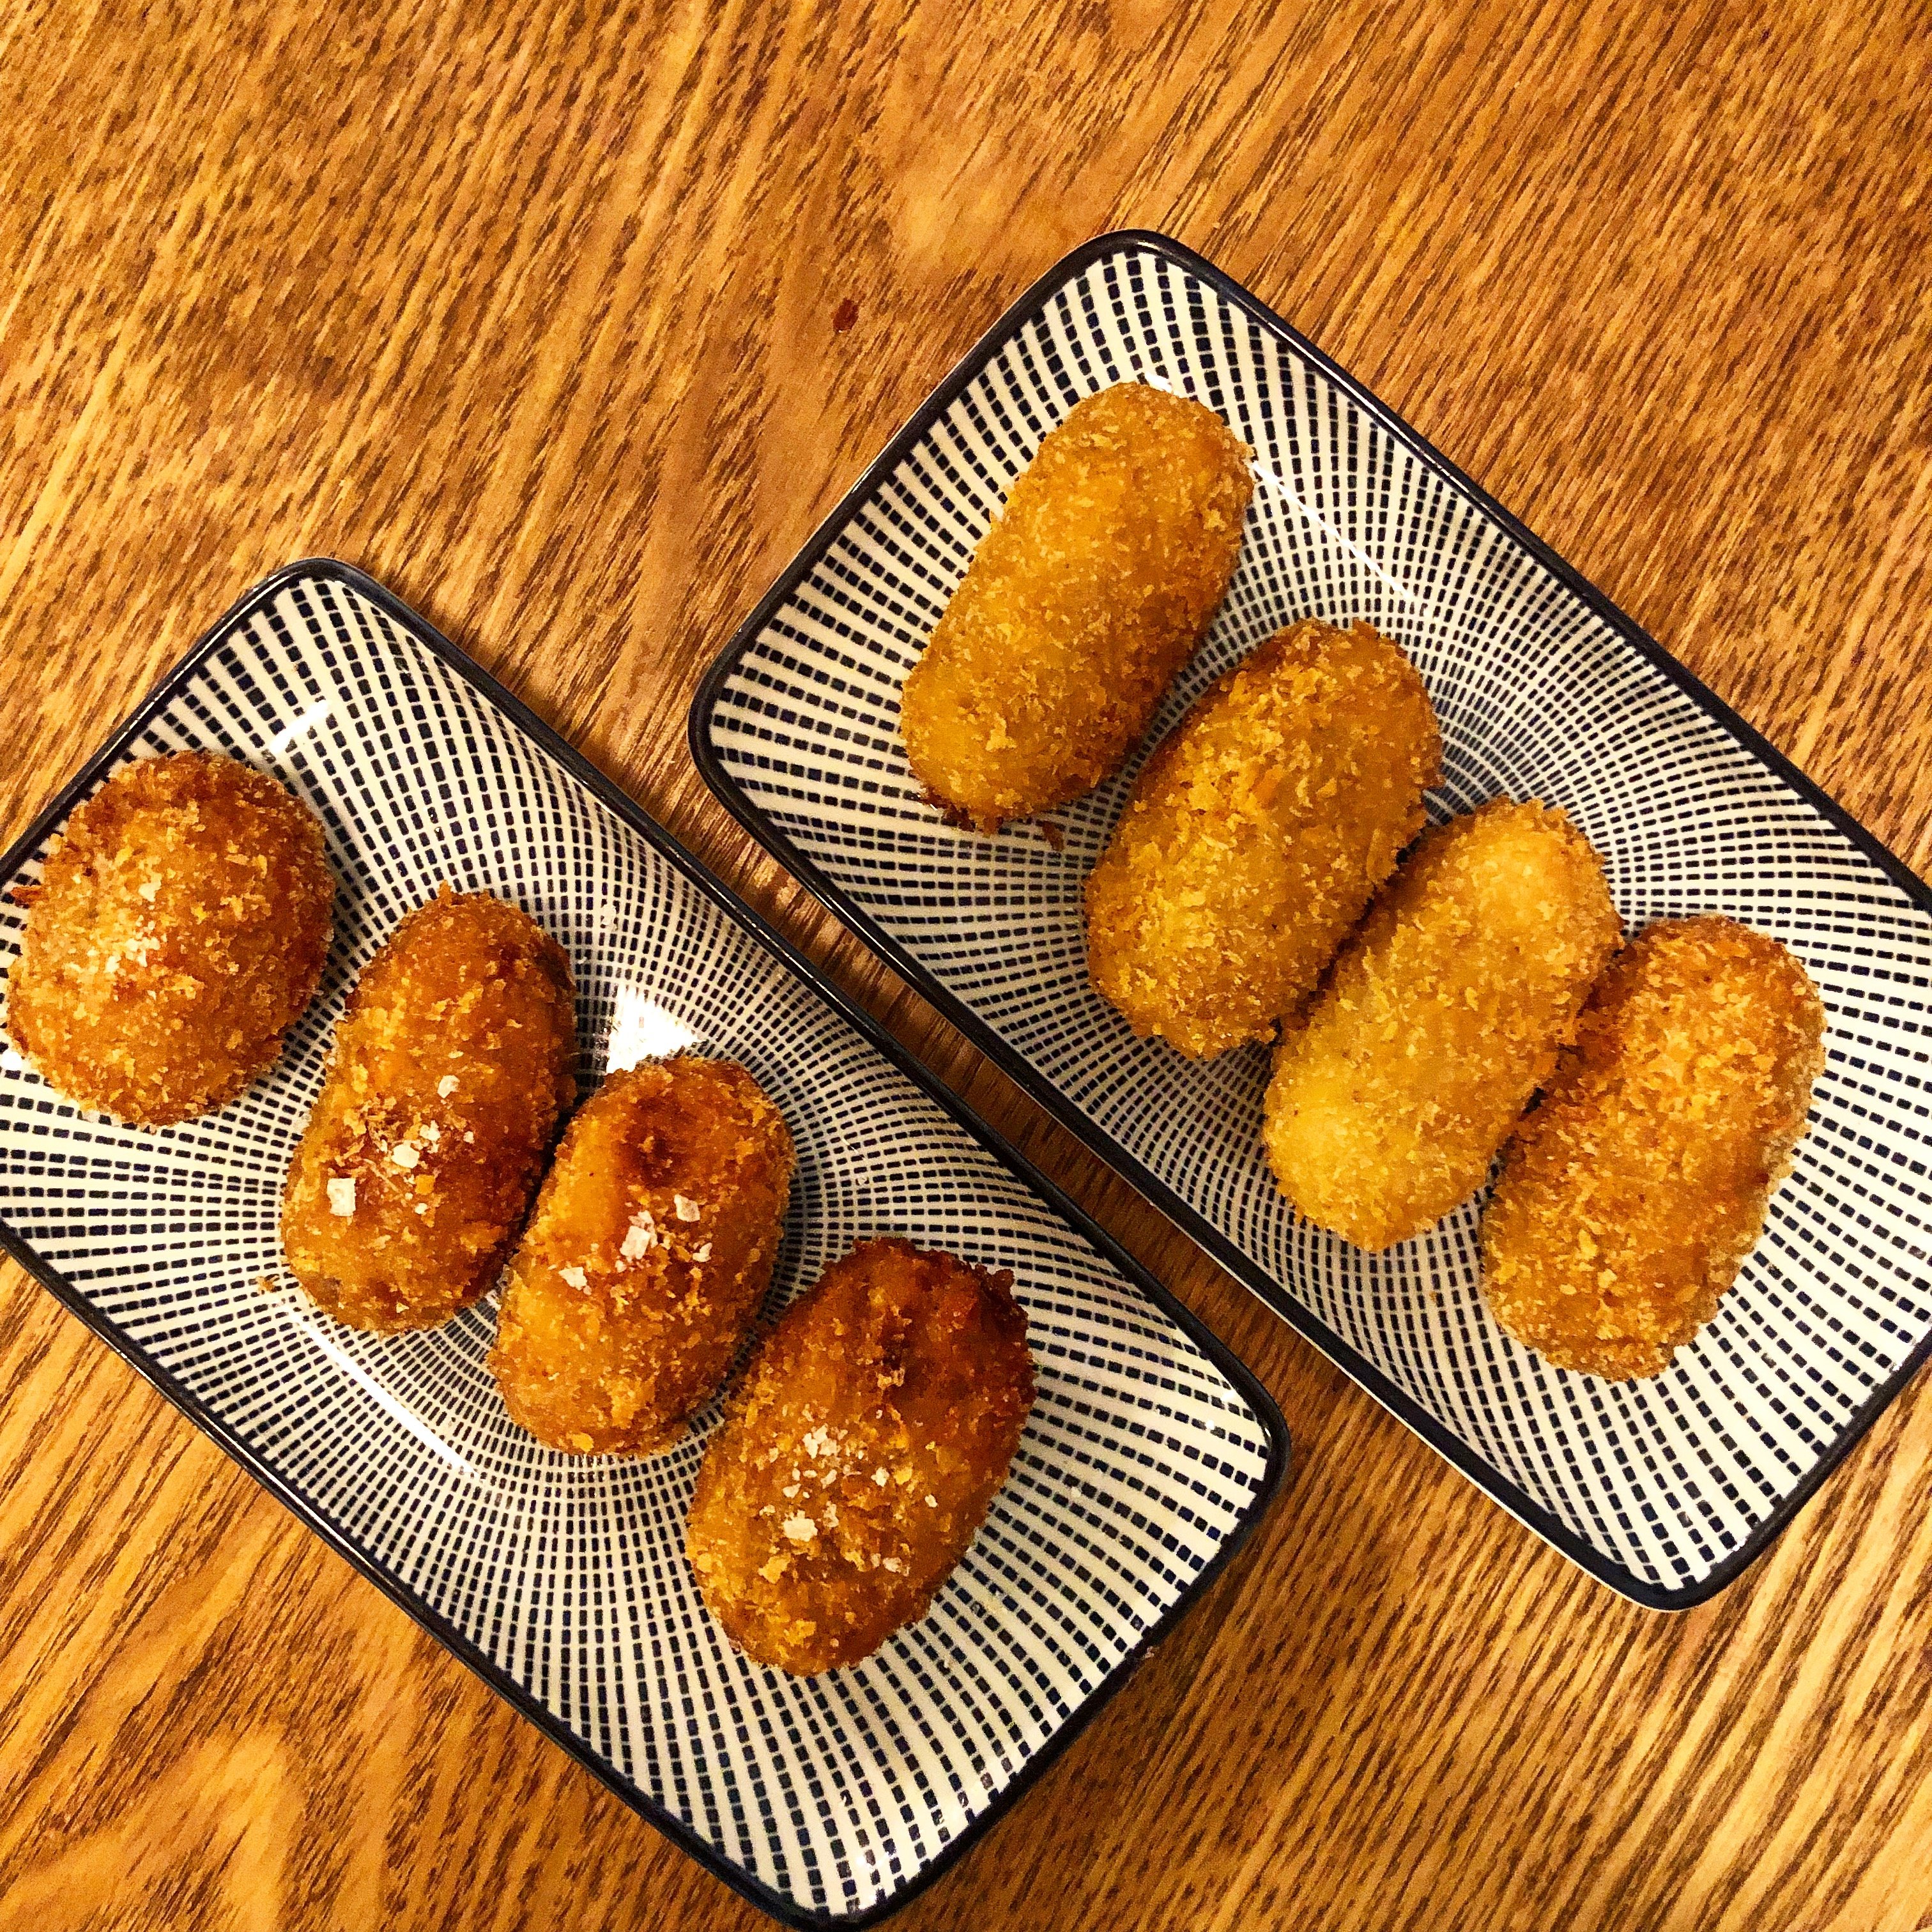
[673, 1194, 702, 1222]
[326, 1177, 356, 1218]
[781, 1515, 816, 1543]
[437, 1075, 458, 1098]
[390, 1142, 420, 1169]
[560, 1266, 588, 1290]
[620, 1209, 657, 1261]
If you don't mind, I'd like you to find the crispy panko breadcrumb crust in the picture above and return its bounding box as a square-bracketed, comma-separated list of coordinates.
[1265, 799, 1620, 1249]
[1482, 917, 1826, 1380]
[281, 888, 576, 1333]
[686, 1238, 1035, 1675]
[5, 751, 334, 1125]
[489, 1056, 795, 1455]
[1084, 618, 1441, 1059]
[899, 381, 1253, 834]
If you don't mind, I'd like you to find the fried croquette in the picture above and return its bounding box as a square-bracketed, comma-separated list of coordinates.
[1264, 800, 1620, 1249]
[1482, 917, 1826, 1380]
[489, 1056, 795, 1455]
[281, 887, 576, 1333]
[1084, 618, 1442, 1059]
[899, 382, 1253, 834]
[686, 1238, 1034, 1675]
[4, 751, 334, 1125]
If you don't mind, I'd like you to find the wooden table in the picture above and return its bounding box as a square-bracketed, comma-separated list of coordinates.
[4, 3, 1929, 1928]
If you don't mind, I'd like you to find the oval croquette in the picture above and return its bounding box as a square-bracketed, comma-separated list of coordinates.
[1264, 799, 1620, 1249]
[5, 751, 334, 1125]
[1482, 917, 1826, 1379]
[489, 1056, 795, 1455]
[686, 1238, 1034, 1675]
[1085, 618, 1441, 1059]
[900, 382, 1253, 834]
[281, 888, 576, 1333]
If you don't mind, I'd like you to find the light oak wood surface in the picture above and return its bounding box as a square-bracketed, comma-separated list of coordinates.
[3, 3, 1930, 1928]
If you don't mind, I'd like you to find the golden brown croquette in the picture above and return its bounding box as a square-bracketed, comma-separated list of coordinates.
[1482, 916, 1826, 1380]
[1084, 618, 1441, 1059]
[686, 1238, 1034, 1675]
[900, 382, 1253, 834]
[489, 1056, 795, 1455]
[5, 751, 334, 1125]
[280, 888, 576, 1333]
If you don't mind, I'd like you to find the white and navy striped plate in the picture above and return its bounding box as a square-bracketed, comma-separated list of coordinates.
[0, 561, 1285, 1928]
[691, 230, 1932, 1609]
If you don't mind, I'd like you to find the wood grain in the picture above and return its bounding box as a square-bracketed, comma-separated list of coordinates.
[3, 1, 1931, 1928]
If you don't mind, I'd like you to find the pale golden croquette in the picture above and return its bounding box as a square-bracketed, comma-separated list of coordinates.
[1264, 799, 1620, 1250]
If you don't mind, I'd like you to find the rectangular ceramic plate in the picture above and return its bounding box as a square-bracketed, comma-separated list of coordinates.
[0, 560, 1285, 1928]
[691, 230, 1932, 1610]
